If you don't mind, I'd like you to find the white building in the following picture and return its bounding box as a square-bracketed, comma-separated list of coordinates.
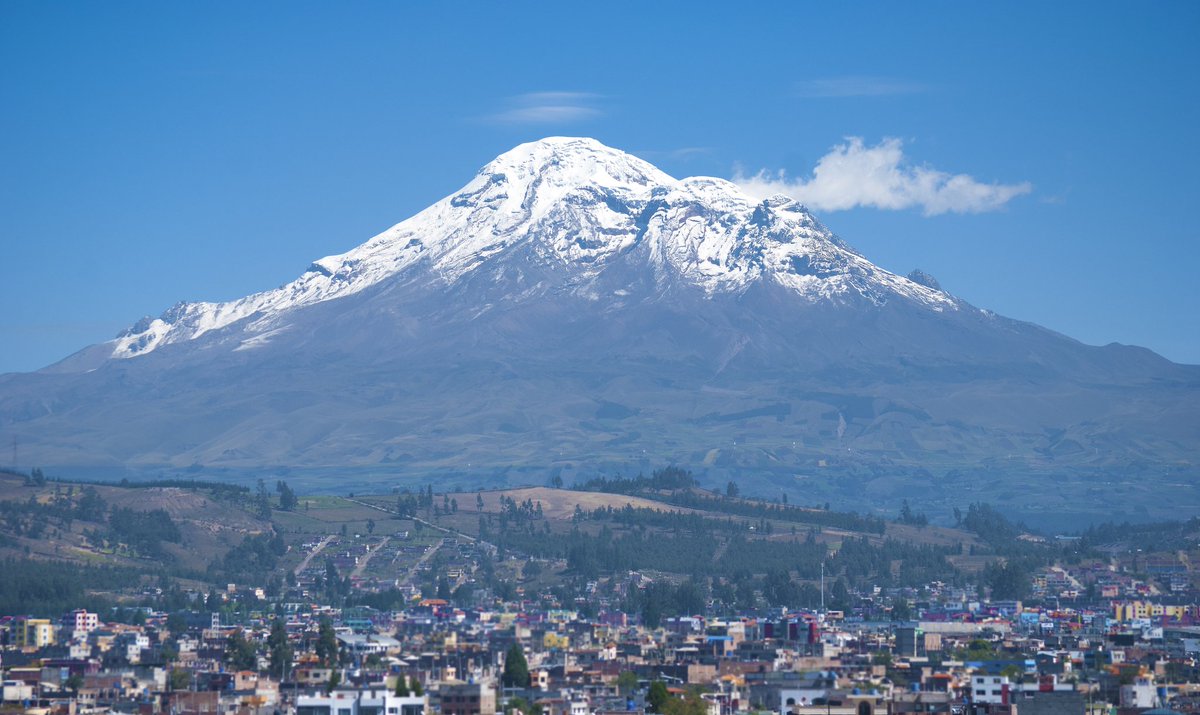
[970, 675, 1010, 705]
[297, 688, 426, 715]
[337, 633, 402, 657]
[1120, 676, 1157, 709]
[1, 680, 35, 704]
[61, 609, 100, 641]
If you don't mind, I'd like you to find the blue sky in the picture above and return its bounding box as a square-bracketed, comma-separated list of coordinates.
[2, 1, 1197, 373]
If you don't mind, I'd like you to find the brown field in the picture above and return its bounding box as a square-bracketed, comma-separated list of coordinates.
[447, 486, 707, 520]
[440, 486, 983, 550]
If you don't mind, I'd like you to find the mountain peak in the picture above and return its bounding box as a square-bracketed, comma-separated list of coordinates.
[100, 138, 957, 362]
[474, 136, 676, 199]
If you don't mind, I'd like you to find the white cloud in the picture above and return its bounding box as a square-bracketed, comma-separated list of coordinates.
[632, 146, 712, 162]
[734, 137, 1032, 216]
[486, 92, 602, 124]
[795, 76, 929, 98]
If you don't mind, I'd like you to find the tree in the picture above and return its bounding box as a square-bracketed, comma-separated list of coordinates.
[166, 611, 188, 637]
[984, 559, 1031, 600]
[830, 577, 852, 612]
[65, 672, 85, 694]
[409, 675, 423, 696]
[725, 481, 740, 498]
[315, 616, 339, 667]
[276, 481, 298, 511]
[647, 681, 670, 712]
[661, 693, 708, 715]
[325, 669, 341, 694]
[255, 479, 272, 520]
[550, 474, 564, 489]
[477, 493, 484, 511]
[395, 674, 411, 697]
[267, 619, 292, 680]
[367, 519, 376, 535]
[168, 667, 191, 691]
[225, 630, 258, 671]
[161, 638, 180, 663]
[617, 671, 638, 696]
[502, 642, 530, 688]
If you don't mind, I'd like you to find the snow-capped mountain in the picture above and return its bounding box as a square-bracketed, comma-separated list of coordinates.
[107, 138, 953, 361]
[2, 137, 1196, 524]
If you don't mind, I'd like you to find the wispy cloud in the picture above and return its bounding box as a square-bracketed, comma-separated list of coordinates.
[486, 92, 603, 124]
[734, 137, 1032, 216]
[795, 76, 929, 98]
[633, 146, 712, 162]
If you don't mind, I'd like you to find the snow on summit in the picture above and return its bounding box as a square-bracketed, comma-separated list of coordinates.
[110, 137, 956, 360]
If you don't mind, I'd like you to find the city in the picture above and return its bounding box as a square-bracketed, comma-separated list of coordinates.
[1, 470, 1197, 714]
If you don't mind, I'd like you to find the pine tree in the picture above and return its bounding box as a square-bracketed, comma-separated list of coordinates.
[502, 643, 530, 687]
[395, 674, 411, 697]
[315, 616, 339, 666]
[276, 481, 298, 511]
[267, 618, 292, 679]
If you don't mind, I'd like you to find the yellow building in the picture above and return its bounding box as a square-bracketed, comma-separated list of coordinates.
[1112, 600, 1195, 622]
[14, 617, 55, 649]
[543, 632, 570, 650]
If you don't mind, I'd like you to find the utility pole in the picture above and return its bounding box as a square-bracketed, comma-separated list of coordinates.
[820, 561, 825, 613]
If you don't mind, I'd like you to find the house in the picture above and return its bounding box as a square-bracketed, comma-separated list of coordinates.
[297, 687, 426, 715]
[438, 681, 496, 715]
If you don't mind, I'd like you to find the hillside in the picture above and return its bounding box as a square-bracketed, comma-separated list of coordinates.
[0, 469, 1080, 620]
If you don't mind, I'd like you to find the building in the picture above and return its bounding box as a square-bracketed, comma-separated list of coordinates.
[439, 681, 496, 715]
[895, 626, 924, 658]
[62, 609, 99, 638]
[297, 688, 426, 715]
[969, 675, 1010, 706]
[890, 691, 953, 714]
[13, 617, 55, 649]
[1010, 688, 1084, 715]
